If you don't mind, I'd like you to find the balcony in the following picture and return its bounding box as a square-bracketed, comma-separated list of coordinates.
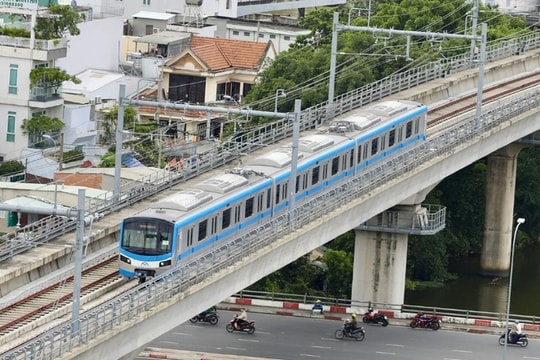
[29, 86, 63, 109]
[0, 35, 68, 61]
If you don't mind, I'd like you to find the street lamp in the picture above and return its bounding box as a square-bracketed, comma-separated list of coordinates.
[503, 217, 525, 359]
[274, 88, 286, 113]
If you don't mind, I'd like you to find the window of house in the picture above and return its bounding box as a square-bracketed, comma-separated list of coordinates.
[270, 34, 276, 39]
[9, 64, 17, 94]
[143, 0, 150, 4]
[284, 36, 291, 40]
[232, 30, 239, 36]
[244, 31, 250, 37]
[7, 112, 15, 142]
[258, 33, 264, 38]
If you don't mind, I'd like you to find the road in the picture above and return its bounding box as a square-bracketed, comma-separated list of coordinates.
[137, 310, 539, 360]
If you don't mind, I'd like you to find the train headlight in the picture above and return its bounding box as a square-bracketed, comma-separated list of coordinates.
[159, 260, 171, 267]
[119, 255, 131, 264]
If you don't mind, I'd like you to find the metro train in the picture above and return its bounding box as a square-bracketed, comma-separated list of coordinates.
[118, 100, 428, 281]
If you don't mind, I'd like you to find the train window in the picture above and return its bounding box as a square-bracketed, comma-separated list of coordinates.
[211, 215, 218, 235]
[406, 121, 413, 138]
[312, 166, 320, 185]
[371, 138, 378, 156]
[350, 149, 354, 168]
[222, 208, 231, 229]
[303, 173, 308, 189]
[322, 164, 328, 180]
[331, 157, 339, 175]
[275, 184, 281, 204]
[187, 227, 193, 247]
[198, 220, 207, 241]
[295, 175, 300, 193]
[363, 143, 369, 160]
[266, 189, 271, 208]
[235, 205, 241, 223]
[257, 193, 264, 212]
[414, 117, 420, 134]
[381, 134, 386, 151]
[389, 129, 396, 147]
[282, 183, 288, 199]
[357, 145, 362, 163]
[245, 197, 254, 218]
[398, 127, 403, 142]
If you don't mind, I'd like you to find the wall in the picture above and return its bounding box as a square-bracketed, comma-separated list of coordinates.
[56, 15, 124, 74]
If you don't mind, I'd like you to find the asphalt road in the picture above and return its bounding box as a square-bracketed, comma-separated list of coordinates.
[137, 310, 539, 360]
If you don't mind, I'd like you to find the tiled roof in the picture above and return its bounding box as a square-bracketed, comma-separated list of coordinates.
[189, 36, 269, 71]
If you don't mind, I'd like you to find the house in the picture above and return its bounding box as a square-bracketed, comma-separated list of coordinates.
[133, 35, 276, 140]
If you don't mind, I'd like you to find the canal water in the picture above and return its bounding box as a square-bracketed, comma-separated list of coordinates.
[404, 245, 540, 316]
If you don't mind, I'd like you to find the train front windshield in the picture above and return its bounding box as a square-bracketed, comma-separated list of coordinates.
[121, 218, 173, 256]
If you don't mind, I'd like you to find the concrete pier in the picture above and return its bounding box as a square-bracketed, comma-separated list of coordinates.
[480, 144, 526, 276]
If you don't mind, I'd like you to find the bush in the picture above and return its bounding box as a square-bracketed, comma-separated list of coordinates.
[0, 160, 25, 176]
[62, 149, 84, 162]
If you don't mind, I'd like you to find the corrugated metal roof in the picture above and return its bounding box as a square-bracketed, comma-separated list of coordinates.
[134, 30, 191, 45]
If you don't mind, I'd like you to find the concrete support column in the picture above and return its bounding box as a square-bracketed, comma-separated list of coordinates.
[480, 144, 525, 276]
[351, 229, 408, 305]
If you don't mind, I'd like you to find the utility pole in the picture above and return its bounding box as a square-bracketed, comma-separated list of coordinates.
[328, 12, 487, 123]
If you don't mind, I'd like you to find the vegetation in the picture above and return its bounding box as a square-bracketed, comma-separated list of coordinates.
[0, 160, 25, 176]
[21, 114, 64, 141]
[34, 4, 86, 39]
[245, 0, 535, 298]
[29, 67, 81, 93]
[62, 149, 84, 163]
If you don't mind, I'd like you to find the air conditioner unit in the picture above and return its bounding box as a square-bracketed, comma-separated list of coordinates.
[94, 96, 102, 104]
[153, 28, 159, 33]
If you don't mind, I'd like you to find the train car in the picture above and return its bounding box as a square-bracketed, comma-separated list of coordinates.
[119, 100, 428, 281]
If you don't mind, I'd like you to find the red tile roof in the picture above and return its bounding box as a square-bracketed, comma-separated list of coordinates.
[189, 36, 269, 71]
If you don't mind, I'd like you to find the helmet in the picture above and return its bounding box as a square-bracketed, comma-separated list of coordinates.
[351, 313, 357, 318]
[515, 320, 520, 324]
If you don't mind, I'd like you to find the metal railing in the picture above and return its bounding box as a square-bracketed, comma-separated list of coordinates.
[231, 289, 539, 324]
[3, 71, 540, 359]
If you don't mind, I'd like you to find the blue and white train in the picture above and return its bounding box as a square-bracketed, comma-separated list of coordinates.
[119, 100, 428, 281]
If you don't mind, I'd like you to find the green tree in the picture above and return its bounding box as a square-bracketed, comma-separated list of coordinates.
[322, 249, 353, 298]
[34, 4, 86, 39]
[21, 114, 64, 143]
[99, 105, 138, 144]
[29, 67, 81, 94]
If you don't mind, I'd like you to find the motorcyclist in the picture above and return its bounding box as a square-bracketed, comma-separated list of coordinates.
[199, 305, 217, 319]
[312, 300, 324, 314]
[345, 313, 358, 335]
[234, 308, 248, 329]
[512, 320, 523, 342]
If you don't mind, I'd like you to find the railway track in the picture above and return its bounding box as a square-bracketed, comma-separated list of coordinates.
[0, 255, 133, 352]
[427, 70, 540, 129]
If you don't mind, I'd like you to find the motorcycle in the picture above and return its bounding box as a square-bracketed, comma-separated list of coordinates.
[362, 309, 389, 327]
[498, 329, 528, 347]
[409, 312, 441, 330]
[189, 310, 219, 325]
[334, 320, 366, 341]
[225, 316, 256, 334]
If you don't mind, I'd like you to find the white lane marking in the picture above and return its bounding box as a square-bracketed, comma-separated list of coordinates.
[443, 358, 462, 360]
[524, 357, 540, 360]
[312, 345, 331, 349]
[452, 349, 472, 353]
[159, 341, 178, 345]
[321, 337, 339, 341]
[225, 346, 246, 351]
[238, 338, 260, 343]
[385, 344, 404, 347]
[299, 354, 321, 358]
[172, 332, 191, 336]
[376, 352, 396, 355]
